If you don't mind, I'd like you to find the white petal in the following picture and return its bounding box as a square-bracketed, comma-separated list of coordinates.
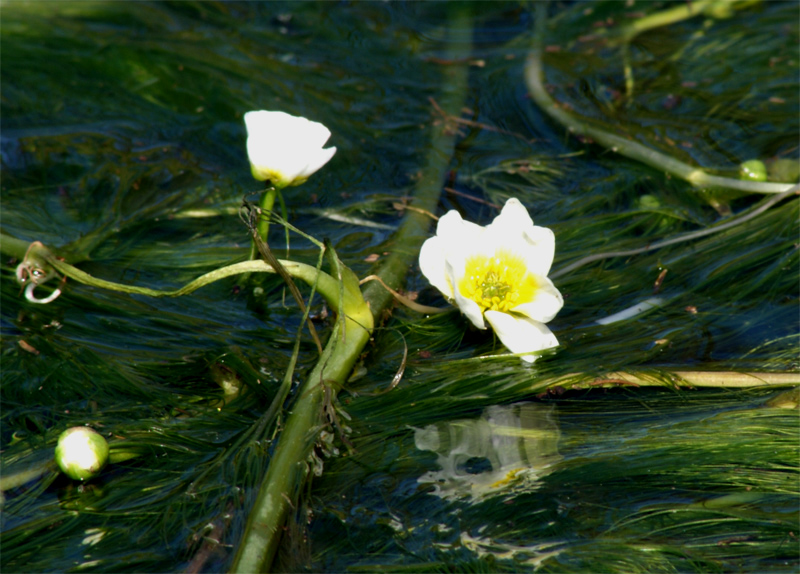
[485, 199, 555, 276]
[435, 209, 485, 247]
[418, 215, 483, 329]
[297, 118, 333, 148]
[457, 297, 486, 330]
[290, 146, 338, 186]
[419, 209, 485, 304]
[490, 198, 534, 231]
[419, 236, 454, 299]
[512, 275, 564, 323]
[279, 121, 332, 154]
[447, 257, 485, 329]
[244, 110, 284, 136]
[245, 130, 281, 165]
[519, 225, 555, 276]
[484, 310, 559, 362]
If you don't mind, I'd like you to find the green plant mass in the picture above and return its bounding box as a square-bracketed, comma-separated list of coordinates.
[1, 2, 797, 573]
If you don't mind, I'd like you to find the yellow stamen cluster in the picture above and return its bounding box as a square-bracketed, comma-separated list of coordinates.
[458, 250, 537, 313]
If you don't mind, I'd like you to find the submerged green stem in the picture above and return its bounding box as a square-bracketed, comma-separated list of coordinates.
[551, 184, 800, 278]
[0, 459, 56, 493]
[0, 232, 43, 262]
[360, 30, 472, 322]
[525, 3, 794, 195]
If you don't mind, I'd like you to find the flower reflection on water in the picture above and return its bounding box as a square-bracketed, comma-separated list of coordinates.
[414, 402, 561, 500]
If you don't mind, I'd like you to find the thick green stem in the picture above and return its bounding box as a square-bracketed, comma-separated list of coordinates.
[229, 288, 372, 573]
[525, 3, 794, 195]
[229, 8, 475, 573]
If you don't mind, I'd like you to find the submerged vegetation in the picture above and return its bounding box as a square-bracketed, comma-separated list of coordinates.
[1, 1, 797, 573]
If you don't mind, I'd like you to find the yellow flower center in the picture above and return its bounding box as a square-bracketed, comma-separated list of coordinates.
[458, 250, 537, 313]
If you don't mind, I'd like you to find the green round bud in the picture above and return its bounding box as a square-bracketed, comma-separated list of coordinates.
[55, 427, 109, 481]
[739, 159, 767, 182]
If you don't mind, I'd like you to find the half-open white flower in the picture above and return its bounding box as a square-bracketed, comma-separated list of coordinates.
[244, 110, 337, 188]
[419, 198, 563, 362]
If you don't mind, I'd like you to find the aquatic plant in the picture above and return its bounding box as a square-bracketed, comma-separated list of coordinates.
[1, 2, 797, 573]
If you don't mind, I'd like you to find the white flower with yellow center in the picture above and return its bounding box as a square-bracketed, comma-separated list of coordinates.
[419, 198, 563, 362]
[244, 110, 337, 188]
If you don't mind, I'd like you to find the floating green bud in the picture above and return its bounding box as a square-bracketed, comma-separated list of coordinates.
[55, 427, 109, 481]
[739, 159, 767, 182]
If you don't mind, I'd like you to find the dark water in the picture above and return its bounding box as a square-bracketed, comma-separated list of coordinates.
[1, 2, 798, 572]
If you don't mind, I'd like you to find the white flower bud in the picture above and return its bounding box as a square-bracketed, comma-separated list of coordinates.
[244, 110, 336, 188]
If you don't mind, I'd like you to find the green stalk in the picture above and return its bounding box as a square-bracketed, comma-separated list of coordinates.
[0, 232, 32, 261]
[248, 186, 279, 261]
[610, 0, 760, 44]
[229, 8, 475, 573]
[524, 3, 794, 195]
[1, 237, 349, 313]
[0, 443, 141, 493]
